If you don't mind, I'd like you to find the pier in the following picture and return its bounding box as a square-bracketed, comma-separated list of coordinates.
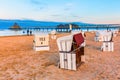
[22, 24, 120, 32]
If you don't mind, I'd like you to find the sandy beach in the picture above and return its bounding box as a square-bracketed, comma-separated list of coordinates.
[0, 32, 120, 80]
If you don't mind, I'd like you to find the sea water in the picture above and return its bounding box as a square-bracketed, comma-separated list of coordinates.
[0, 27, 118, 36]
[0, 29, 50, 36]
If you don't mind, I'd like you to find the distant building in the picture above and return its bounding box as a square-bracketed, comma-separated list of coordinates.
[56, 24, 79, 29]
[56, 23, 79, 32]
[10, 23, 22, 30]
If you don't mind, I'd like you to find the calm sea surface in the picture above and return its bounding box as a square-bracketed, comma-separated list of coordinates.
[0, 27, 118, 36]
[0, 30, 49, 36]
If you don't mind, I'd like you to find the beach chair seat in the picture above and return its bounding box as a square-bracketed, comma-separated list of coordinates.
[73, 33, 85, 64]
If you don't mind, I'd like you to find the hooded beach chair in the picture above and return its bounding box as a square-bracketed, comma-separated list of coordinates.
[33, 34, 50, 51]
[94, 31, 112, 42]
[50, 30, 57, 39]
[57, 33, 85, 70]
[95, 31, 114, 52]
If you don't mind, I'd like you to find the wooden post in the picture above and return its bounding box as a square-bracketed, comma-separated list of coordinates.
[69, 24, 72, 32]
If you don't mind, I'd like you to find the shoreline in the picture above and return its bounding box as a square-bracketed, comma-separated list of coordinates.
[0, 28, 119, 37]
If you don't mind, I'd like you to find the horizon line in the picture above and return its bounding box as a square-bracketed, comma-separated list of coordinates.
[0, 18, 120, 25]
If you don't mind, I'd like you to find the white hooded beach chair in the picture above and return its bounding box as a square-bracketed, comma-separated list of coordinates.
[57, 35, 76, 70]
[33, 34, 50, 51]
[94, 31, 113, 42]
[95, 31, 114, 52]
[57, 33, 85, 70]
[50, 30, 57, 39]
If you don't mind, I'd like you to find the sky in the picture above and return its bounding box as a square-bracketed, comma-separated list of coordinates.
[0, 0, 120, 24]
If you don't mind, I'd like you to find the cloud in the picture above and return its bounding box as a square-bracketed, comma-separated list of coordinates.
[66, 3, 74, 7]
[63, 2, 74, 11]
[72, 15, 80, 18]
[30, 0, 43, 5]
[39, 7, 44, 9]
[29, 0, 47, 6]
[29, 0, 47, 10]
[69, 14, 81, 18]
[64, 8, 71, 11]
[51, 14, 61, 17]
